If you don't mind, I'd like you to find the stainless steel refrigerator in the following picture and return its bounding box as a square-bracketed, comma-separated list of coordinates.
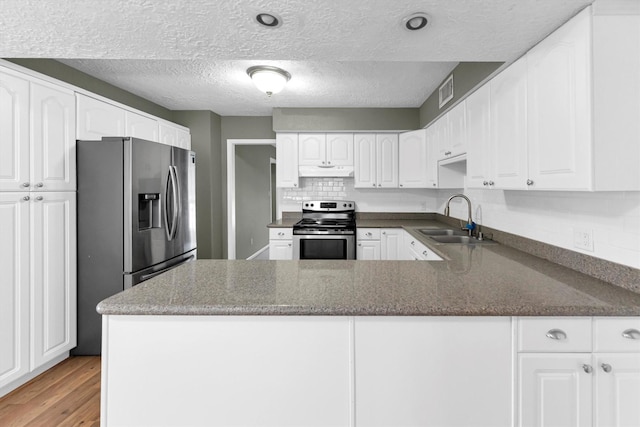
[74, 137, 197, 355]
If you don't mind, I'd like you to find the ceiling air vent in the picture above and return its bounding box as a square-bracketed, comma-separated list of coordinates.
[438, 74, 454, 108]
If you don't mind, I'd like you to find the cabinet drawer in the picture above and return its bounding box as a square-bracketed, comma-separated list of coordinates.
[594, 317, 640, 352]
[357, 228, 380, 240]
[269, 228, 293, 240]
[518, 317, 592, 352]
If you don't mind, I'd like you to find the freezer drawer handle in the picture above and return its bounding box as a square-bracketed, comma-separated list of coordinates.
[140, 255, 195, 281]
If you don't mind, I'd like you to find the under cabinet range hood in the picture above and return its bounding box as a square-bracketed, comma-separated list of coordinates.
[299, 165, 354, 177]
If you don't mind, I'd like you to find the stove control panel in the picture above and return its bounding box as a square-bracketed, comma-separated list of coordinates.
[303, 200, 355, 212]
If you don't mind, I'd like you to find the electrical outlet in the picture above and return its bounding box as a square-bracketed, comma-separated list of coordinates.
[573, 228, 594, 252]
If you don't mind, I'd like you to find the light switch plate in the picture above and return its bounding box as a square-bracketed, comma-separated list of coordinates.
[573, 228, 594, 251]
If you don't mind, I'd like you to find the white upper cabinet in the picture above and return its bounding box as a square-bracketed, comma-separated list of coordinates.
[425, 124, 440, 188]
[31, 82, 76, 192]
[0, 70, 75, 192]
[0, 71, 30, 192]
[527, 7, 592, 190]
[299, 133, 353, 166]
[354, 133, 398, 188]
[125, 111, 158, 142]
[465, 84, 493, 189]
[376, 134, 399, 188]
[441, 101, 467, 160]
[76, 94, 125, 140]
[490, 56, 529, 190]
[276, 133, 299, 188]
[398, 129, 429, 188]
[159, 121, 191, 149]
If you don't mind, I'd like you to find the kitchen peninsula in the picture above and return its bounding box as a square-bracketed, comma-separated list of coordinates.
[97, 218, 640, 427]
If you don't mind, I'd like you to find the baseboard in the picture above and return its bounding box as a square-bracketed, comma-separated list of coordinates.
[246, 245, 269, 260]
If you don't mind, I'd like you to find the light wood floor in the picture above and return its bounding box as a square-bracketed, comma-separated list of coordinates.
[0, 356, 100, 427]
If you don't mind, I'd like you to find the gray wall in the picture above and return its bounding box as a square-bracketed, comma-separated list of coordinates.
[419, 62, 503, 128]
[6, 59, 174, 121]
[235, 145, 276, 259]
[172, 111, 223, 259]
[273, 108, 419, 132]
[220, 116, 276, 258]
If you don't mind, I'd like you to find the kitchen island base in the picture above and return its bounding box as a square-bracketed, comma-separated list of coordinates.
[100, 315, 513, 427]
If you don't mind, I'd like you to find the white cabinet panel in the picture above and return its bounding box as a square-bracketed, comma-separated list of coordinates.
[398, 129, 428, 188]
[298, 133, 326, 166]
[0, 194, 30, 389]
[465, 84, 493, 189]
[0, 71, 29, 191]
[356, 317, 512, 427]
[125, 111, 158, 142]
[326, 133, 353, 166]
[518, 317, 592, 353]
[380, 228, 402, 260]
[490, 56, 528, 190]
[376, 134, 398, 188]
[269, 241, 293, 260]
[276, 133, 299, 188]
[527, 8, 592, 190]
[441, 101, 467, 160]
[354, 133, 377, 188]
[519, 353, 593, 427]
[76, 94, 125, 140]
[176, 127, 191, 150]
[31, 82, 76, 192]
[594, 353, 640, 427]
[357, 240, 380, 260]
[31, 192, 76, 369]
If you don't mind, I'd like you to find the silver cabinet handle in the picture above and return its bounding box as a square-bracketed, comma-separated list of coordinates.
[358, 243, 362, 246]
[366, 232, 372, 237]
[378, 184, 381, 187]
[622, 329, 640, 340]
[445, 151, 451, 155]
[372, 183, 376, 187]
[278, 232, 284, 236]
[546, 329, 567, 340]
[35, 182, 43, 188]
[327, 161, 331, 165]
[526, 179, 534, 186]
[583, 364, 593, 374]
[382, 231, 386, 235]
[35, 196, 43, 201]
[287, 243, 291, 247]
[601, 363, 612, 373]
[22, 182, 30, 187]
[483, 181, 488, 186]
[422, 250, 428, 256]
[22, 196, 30, 201]
[322, 161, 326, 164]
[432, 183, 436, 187]
[410, 241, 415, 245]
[488, 181, 494, 186]
[293, 183, 297, 187]
[399, 184, 403, 187]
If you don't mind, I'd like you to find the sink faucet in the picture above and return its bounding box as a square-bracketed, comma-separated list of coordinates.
[444, 194, 475, 236]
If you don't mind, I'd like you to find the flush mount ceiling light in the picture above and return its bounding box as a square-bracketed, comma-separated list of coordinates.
[255, 13, 282, 28]
[402, 12, 429, 31]
[247, 66, 291, 96]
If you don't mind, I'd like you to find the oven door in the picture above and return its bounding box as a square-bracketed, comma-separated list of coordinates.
[293, 234, 355, 260]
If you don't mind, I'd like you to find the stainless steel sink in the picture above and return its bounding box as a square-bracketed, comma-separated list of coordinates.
[418, 229, 467, 237]
[428, 235, 493, 244]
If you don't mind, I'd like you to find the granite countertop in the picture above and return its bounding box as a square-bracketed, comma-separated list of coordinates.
[98, 218, 640, 316]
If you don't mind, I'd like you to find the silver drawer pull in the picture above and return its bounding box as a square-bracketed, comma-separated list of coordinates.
[366, 232, 372, 236]
[546, 329, 567, 340]
[601, 363, 612, 373]
[582, 364, 593, 374]
[622, 329, 640, 340]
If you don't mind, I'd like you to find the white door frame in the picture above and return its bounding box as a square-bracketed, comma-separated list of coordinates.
[227, 138, 276, 259]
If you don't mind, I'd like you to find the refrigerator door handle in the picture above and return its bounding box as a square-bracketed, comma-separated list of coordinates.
[165, 166, 179, 241]
[172, 165, 181, 239]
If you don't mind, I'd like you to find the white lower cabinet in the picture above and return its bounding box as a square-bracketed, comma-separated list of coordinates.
[355, 317, 513, 427]
[0, 192, 76, 395]
[268, 227, 293, 260]
[517, 317, 640, 427]
[380, 228, 402, 260]
[356, 228, 381, 260]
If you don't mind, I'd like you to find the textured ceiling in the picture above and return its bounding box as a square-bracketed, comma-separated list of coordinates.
[1, 0, 592, 115]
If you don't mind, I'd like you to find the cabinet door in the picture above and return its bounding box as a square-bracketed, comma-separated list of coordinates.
[76, 94, 125, 140]
[269, 241, 293, 260]
[380, 229, 402, 260]
[446, 101, 467, 158]
[376, 134, 398, 188]
[527, 9, 592, 190]
[354, 134, 377, 188]
[176, 128, 191, 150]
[466, 85, 493, 189]
[326, 133, 353, 166]
[298, 133, 326, 166]
[125, 111, 158, 142]
[30, 82, 76, 192]
[594, 353, 640, 427]
[31, 192, 76, 369]
[276, 133, 299, 188]
[356, 317, 512, 427]
[357, 240, 380, 260]
[491, 57, 528, 190]
[158, 122, 178, 146]
[0, 194, 30, 389]
[518, 353, 593, 427]
[425, 125, 439, 188]
[398, 129, 428, 188]
[0, 71, 29, 191]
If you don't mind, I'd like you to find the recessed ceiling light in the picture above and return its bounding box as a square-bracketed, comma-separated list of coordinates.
[402, 13, 429, 31]
[256, 13, 282, 28]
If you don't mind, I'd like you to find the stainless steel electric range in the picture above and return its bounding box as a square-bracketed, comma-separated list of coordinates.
[292, 200, 356, 260]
